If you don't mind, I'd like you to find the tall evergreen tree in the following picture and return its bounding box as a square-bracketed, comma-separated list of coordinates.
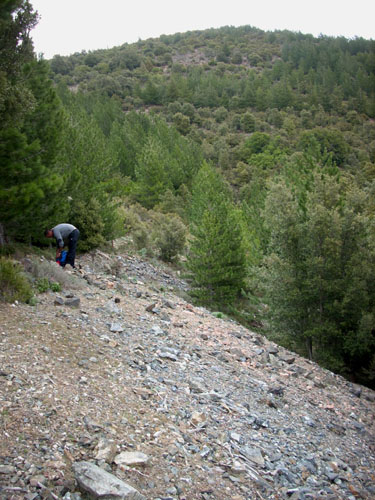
[261, 171, 375, 384]
[187, 163, 247, 308]
[0, 3, 65, 242]
[135, 136, 173, 209]
[55, 99, 121, 243]
[0, 0, 37, 126]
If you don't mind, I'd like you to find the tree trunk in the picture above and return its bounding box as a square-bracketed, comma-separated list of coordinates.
[0, 223, 5, 246]
[306, 336, 313, 360]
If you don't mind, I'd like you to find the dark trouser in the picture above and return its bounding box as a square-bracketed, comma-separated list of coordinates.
[65, 229, 80, 268]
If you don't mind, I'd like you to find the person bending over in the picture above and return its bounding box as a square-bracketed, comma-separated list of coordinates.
[44, 223, 80, 268]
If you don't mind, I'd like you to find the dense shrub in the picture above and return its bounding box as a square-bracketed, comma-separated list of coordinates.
[132, 221, 154, 255]
[119, 204, 187, 260]
[35, 277, 61, 293]
[0, 258, 33, 303]
[154, 213, 187, 262]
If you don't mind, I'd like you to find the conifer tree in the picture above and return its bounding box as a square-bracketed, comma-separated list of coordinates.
[55, 99, 121, 244]
[135, 136, 172, 209]
[187, 163, 247, 308]
[0, 3, 65, 242]
[0, 0, 38, 240]
[261, 171, 375, 383]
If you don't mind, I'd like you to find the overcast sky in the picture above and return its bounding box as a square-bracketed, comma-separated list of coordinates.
[31, 0, 375, 59]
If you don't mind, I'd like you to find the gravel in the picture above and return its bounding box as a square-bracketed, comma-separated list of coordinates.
[1, 249, 374, 500]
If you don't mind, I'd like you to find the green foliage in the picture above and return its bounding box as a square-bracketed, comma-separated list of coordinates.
[107, 111, 150, 179]
[1, 3, 62, 241]
[132, 117, 202, 209]
[260, 171, 375, 384]
[22, 60, 64, 165]
[214, 107, 228, 123]
[69, 198, 105, 252]
[173, 112, 190, 135]
[48, 26, 374, 123]
[132, 223, 153, 255]
[0, 257, 33, 303]
[119, 204, 187, 261]
[50, 55, 73, 75]
[2, 15, 374, 388]
[35, 277, 49, 293]
[135, 136, 173, 208]
[187, 163, 247, 308]
[154, 213, 187, 262]
[54, 92, 124, 244]
[299, 128, 350, 167]
[35, 277, 61, 293]
[154, 187, 191, 220]
[50, 281, 61, 292]
[240, 112, 256, 132]
[0, 0, 37, 124]
[0, 55, 65, 244]
[26, 256, 83, 291]
[120, 203, 148, 233]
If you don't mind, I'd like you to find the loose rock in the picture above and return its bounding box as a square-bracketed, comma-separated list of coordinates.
[72, 461, 145, 499]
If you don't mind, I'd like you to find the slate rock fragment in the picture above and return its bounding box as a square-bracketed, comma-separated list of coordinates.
[72, 461, 145, 499]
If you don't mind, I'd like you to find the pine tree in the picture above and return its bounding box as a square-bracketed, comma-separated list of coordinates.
[187, 163, 247, 308]
[135, 136, 172, 208]
[0, 59, 65, 243]
[0, 0, 46, 242]
[261, 171, 375, 383]
[56, 98, 121, 244]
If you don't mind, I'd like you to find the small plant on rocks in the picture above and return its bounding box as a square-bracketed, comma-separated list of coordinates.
[50, 281, 61, 292]
[35, 277, 62, 293]
[36, 277, 50, 293]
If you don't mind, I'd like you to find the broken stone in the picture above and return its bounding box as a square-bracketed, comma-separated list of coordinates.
[146, 303, 157, 313]
[0, 465, 15, 474]
[150, 325, 164, 335]
[280, 355, 296, 365]
[72, 461, 145, 499]
[95, 438, 118, 463]
[191, 411, 206, 426]
[157, 348, 179, 361]
[240, 446, 265, 466]
[230, 348, 248, 361]
[114, 451, 150, 467]
[188, 379, 206, 394]
[162, 300, 176, 309]
[65, 297, 80, 308]
[110, 322, 124, 333]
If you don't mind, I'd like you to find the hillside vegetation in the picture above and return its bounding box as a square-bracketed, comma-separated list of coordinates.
[1, 1, 374, 387]
[0, 247, 374, 500]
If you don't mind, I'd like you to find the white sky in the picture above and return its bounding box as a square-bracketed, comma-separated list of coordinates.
[31, 0, 375, 59]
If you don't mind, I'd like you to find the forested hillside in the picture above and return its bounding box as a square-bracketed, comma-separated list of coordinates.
[1, 1, 374, 387]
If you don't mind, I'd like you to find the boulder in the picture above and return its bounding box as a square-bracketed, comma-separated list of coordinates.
[72, 461, 145, 499]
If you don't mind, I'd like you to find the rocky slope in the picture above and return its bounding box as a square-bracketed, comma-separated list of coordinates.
[1, 249, 374, 500]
